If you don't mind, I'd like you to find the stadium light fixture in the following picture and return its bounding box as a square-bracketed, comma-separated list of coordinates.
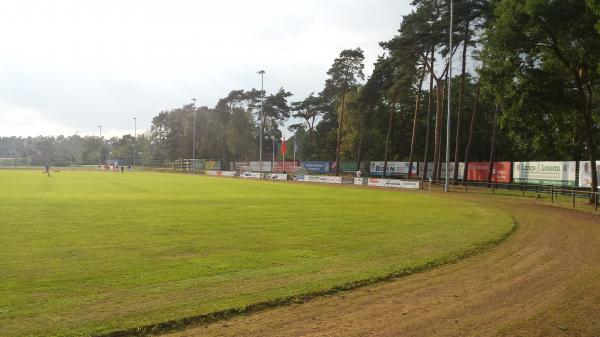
[257, 70, 265, 177]
[445, 0, 453, 193]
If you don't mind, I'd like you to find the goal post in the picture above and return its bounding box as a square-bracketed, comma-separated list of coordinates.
[0, 158, 32, 169]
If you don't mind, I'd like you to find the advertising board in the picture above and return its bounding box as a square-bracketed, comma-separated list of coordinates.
[331, 161, 369, 173]
[367, 178, 420, 189]
[370, 162, 418, 177]
[193, 159, 205, 170]
[242, 172, 262, 179]
[249, 161, 272, 172]
[578, 161, 600, 188]
[267, 173, 288, 181]
[354, 177, 367, 185]
[418, 162, 463, 180]
[463, 162, 511, 183]
[300, 175, 352, 184]
[272, 161, 300, 172]
[230, 161, 250, 171]
[300, 161, 330, 174]
[207, 170, 236, 177]
[204, 160, 221, 170]
[513, 161, 576, 186]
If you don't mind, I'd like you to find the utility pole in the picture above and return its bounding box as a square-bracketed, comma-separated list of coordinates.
[98, 124, 102, 168]
[445, 0, 454, 193]
[132, 117, 136, 167]
[257, 70, 265, 177]
[191, 98, 196, 174]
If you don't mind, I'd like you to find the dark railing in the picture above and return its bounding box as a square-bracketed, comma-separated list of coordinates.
[424, 179, 599, 211]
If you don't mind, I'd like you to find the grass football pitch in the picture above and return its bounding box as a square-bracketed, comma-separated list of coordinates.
[0, 170, 513, 336]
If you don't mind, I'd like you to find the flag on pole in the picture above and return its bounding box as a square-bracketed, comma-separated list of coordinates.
[293, 137, 298, 154]
[281, 136, 286, 155]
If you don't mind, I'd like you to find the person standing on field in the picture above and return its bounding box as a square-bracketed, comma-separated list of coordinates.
[121, 166, 124, 174]
[44, 163, 50, 177]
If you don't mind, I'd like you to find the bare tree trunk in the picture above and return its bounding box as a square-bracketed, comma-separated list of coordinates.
[356, 126, 366, 172]
[583, 84, 598, 199]
[383, 106, 394, 178]
[487, 103, 499, 185]
[453, 29, 469, 181]
[462, 82, 480, 184]
[335, 92, 347, 176]
[408, 68, 426, 179]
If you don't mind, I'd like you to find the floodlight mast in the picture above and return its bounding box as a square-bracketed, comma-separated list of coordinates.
[191, 98, 197, 174]
[133, 117, 137, 167]
[445, 0, 454, 193]
[98, 124, 102, 168]
[258, 70, 265, 177]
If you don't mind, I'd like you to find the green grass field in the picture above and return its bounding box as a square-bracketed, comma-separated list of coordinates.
[0, 170, 514, 337]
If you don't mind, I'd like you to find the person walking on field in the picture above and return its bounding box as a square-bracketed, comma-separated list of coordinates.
[43, 163, 50, 177]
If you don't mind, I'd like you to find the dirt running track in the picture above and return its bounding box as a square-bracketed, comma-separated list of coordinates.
[164, 194, 600, 337]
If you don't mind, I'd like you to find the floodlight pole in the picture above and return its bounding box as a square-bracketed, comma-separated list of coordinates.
[257, 70, 265, 177]
[445, 0, 454, 193]
[191, 98, 196, 174]
[133, 117, 137, 167]
[98, 124, 102, 168]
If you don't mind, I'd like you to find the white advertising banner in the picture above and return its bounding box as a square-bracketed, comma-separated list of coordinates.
[367, 178, 420, 189]
[267, 173, 288, 181]
[300, 175, 353, 184]
[326, 176, 343, 184]
[207, 170, 237, 177]
[303, 175, 329, 183]
[242, 172, 262, 179]
[578, 161, 600, 188]
[513, 161, 576, 186]
[369, 161, 418, 177]
[354, 177, 368, 185]
[249, 161, 272, 172]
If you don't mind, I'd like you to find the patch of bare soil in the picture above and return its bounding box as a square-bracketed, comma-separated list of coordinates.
[163, 194, 600, 337]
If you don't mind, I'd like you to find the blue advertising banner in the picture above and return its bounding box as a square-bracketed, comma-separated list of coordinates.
[301, 161, 331, 174]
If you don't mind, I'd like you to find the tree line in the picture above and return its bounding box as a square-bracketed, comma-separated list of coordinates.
[148, 0, 600, 190]
[3, 1, 599, 191]
[0, 134, 151, 166]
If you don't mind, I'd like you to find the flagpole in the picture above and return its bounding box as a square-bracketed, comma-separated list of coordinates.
[282, 137, 285, 174]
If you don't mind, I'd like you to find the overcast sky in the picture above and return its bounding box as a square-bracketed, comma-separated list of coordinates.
[0, 0, 412, 138]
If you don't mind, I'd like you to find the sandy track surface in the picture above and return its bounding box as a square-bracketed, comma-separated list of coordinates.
[164, 195, 600, 337]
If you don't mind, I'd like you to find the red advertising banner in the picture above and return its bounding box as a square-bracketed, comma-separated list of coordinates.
[466, 162, 511, 183]
[272, 161, 299, 172]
